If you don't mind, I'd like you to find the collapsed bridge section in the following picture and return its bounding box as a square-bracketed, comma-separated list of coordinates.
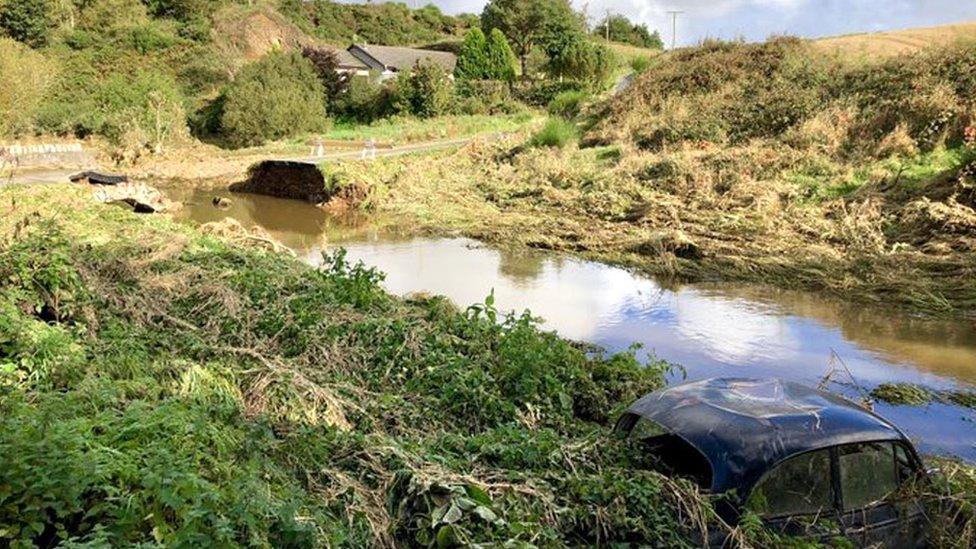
[230, 161, 330, 204]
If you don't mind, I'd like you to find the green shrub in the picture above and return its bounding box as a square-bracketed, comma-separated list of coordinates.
[456, 79, 513, 114]
[455, 27, 489, 79]
[220, 51, 329, 147]
[528, 117, 578, 148]
[547, 90, 588, 119]
[0, 37, 56, 136]
[127, 22, 179, 54]
[335, 74, 384, 123]
[484, 28, 518, 81]
[92, 70, 188, 153]
[176, 15, 211, 41]
[545, 34, 615, 90]
[630, 55, 651, 74]
[404, 60, 454, 118]
[0, 0, 51, 46]
[77, 0, 148, 30]
[514, 79, 585, 107]
[144, 0, 221, 21]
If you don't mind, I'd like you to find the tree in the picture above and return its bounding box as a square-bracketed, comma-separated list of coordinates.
[545, 33, 614, 89]
[484, 28, 517, 81]
[301, 45, 349, 111]
[406, 60, 453, 118]
[481, 0, 579, 77]
[221, 51, 329, 147]
[455, 27, 488, 80]
[593, 14, 663, 49]
[0, 0, 51, 47]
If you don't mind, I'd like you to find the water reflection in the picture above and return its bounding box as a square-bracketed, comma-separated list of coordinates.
[169, 187, 976, 460]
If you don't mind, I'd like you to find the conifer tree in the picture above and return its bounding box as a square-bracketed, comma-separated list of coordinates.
[485, 28, 517, 81]
[455, 27, 489, 79]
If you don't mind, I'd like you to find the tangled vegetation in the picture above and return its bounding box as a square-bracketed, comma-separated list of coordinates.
[4, 185, 976, 547]
[871, 383, 976, 409]
[0, 185, 728, 547]
[280, 0, 475, 47]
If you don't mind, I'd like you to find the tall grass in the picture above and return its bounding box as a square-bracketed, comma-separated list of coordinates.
[528, 118, 578, 148]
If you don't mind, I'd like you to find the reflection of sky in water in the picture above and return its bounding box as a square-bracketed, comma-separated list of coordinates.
[317, 237, 976, 460]
[169, 188, 976, 461]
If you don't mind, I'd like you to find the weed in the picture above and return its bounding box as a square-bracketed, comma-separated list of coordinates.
[527, 118, 578, 148]
[547, 90, 589, 119]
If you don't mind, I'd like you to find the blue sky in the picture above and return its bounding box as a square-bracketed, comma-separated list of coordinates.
[382, 0, 976, 47]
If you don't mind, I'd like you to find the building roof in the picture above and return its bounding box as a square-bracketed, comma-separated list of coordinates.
[334, 48, 370, 70]
[620, 378, 908, 494]
[348, 44, 456, 73]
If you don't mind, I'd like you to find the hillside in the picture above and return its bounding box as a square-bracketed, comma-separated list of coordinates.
[813, 21, 976, 59]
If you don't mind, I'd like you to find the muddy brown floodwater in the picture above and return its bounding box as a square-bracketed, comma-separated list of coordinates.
[168, 186, 976, 460]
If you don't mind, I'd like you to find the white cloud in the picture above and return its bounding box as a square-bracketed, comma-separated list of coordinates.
[415, 0, 976, 47]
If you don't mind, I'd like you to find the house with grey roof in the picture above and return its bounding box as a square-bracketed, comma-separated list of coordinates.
[334, 48, 371, 77]
[346, 44, 456, 80]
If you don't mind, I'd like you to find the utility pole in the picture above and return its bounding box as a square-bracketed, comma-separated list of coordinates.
[605, 9, 611, 42]
[666, 10, 683, 50]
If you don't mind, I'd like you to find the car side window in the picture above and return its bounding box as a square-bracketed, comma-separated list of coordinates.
[839, 442, 899, 511]
[746, 449, 834, 518]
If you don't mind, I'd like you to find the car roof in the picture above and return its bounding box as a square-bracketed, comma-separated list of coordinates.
[623, 378, 909, 494]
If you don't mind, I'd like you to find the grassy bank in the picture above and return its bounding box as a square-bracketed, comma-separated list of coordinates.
[0, 184, 714, 546]
[4, 185, 976, 546]
[314, 39, 976, 318]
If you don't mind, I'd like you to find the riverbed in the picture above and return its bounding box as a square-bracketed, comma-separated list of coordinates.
[168, 186, 976, 460]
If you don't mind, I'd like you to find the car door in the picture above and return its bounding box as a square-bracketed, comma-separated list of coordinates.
[836, 441, 928, 548]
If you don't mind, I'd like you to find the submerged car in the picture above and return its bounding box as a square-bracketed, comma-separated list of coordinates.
[615, 378, 930, 547]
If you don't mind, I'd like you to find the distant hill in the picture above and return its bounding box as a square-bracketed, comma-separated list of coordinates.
[813, 21, 976, 59]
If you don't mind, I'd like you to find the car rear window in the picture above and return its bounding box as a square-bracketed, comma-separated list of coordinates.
[746, 449, 834, 518]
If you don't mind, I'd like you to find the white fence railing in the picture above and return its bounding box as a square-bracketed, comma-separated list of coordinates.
[0, 143, 84, 156]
